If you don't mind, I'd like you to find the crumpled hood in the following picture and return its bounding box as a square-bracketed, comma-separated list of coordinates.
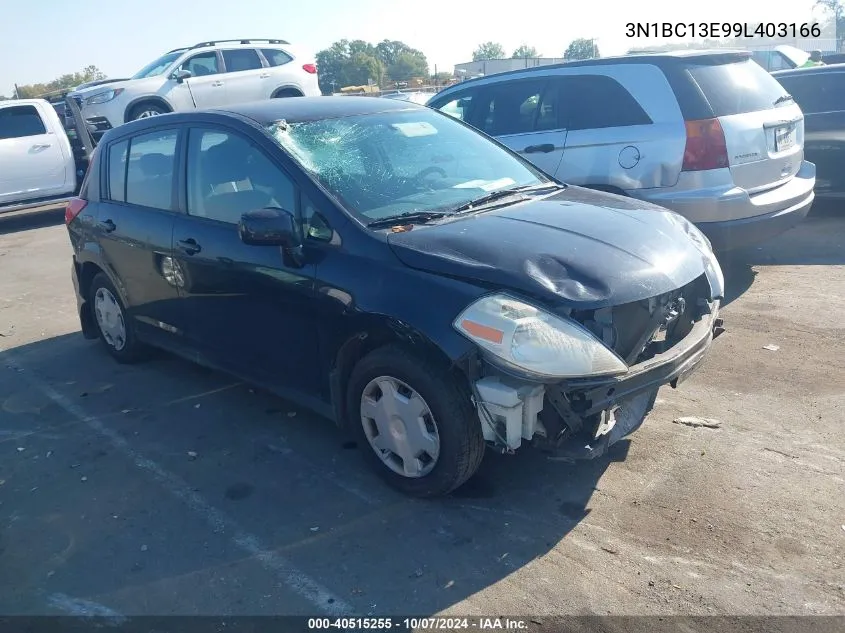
[386, 186, 721, 310]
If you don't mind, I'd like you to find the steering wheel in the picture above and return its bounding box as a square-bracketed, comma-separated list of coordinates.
[413, 166, 448, 186]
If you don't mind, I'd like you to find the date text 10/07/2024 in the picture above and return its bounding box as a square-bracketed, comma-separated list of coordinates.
[307, 618, 529, 630]
[626, 22, 823, 39]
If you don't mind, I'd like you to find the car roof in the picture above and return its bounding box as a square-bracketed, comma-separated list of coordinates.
[213, 96, 423, 124]
[772, 63, 845, 78]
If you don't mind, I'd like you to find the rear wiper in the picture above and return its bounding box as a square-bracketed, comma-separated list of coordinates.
[774, 93, 794, 105]
[450, 182, 565, 215]
[367, 210, 450, 228]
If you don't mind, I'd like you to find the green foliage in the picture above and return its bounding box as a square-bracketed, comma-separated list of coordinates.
[14, 65, 106, 98]
[816, 0, 845, 46]
[512, 45, 539, 58]
[472, 42, 506, 61]
[315, 39, 429, 93]
[564, 39, 599, 60]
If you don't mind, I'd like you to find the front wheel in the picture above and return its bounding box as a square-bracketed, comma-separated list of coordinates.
[128, 103, 168, 121]
[346, 346, 485, 497]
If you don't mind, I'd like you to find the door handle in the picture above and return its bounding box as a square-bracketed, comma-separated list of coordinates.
[176, 238, 202, 255]
[524, 144, 555, 154]
[31, 143, 52, 150]
[259, 73, 270, 78]
[211, 81, 224, 87]
[98, 219, 116, 233]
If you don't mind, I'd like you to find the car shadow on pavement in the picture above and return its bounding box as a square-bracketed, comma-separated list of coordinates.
[1, 332, 620, 616]
[716, 203, 845, 307]
[0, 209, 65, 236]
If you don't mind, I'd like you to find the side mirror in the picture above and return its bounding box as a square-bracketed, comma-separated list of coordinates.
[238, 207, 301, 248]
[173, 69, 192, 83]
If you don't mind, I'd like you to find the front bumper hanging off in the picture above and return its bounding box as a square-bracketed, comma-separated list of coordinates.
[472, 306, 726, 460]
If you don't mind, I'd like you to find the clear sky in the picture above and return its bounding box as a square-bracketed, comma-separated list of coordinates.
[0, 0, 830, 95]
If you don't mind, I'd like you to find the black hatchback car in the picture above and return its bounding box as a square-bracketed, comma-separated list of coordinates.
[65, 97, 725, 497]
[773, 64, 845, 198]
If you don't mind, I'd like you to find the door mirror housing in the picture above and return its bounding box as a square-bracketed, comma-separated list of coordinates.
[173, 69, 192, 83]
[238, 207, 301, 249]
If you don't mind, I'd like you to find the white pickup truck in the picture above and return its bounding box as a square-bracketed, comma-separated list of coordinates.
[0, 98, 87, 215]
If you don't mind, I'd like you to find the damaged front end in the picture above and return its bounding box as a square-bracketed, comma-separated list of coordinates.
[461, 273, 725, 461]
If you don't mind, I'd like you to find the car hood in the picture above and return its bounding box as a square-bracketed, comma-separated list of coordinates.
[70, 77, 156, 99]
[386, 186, 723, 310]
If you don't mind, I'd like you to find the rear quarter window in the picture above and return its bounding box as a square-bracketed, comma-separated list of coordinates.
[687, 59, 791, 117]
[560, 75, 652, 130]
[261, 48, 293, 67]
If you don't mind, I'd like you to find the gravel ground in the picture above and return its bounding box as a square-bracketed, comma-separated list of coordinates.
[0, 205, 843, 619]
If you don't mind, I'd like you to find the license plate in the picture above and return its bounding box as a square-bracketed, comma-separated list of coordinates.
[775, 125, 796, 152]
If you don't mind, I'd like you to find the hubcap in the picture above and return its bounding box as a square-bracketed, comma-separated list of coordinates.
[360, 376, 440, 478]
[136, 109, 160, 119]
[94, 287, 127, 351]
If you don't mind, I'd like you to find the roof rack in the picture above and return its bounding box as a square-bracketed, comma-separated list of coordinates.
[189, 38, 290, 49]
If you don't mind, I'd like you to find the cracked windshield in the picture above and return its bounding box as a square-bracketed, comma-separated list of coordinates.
[267, 109, 545, 222]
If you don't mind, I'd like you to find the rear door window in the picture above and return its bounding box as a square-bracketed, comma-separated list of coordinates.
[687, 59, 792, 116]
[777, 73, 845, 114]
[222, 49, 264, 73]
[558, 75, 652, 130]
[0, 105, 47, 139]
[124, 129, 179, 211]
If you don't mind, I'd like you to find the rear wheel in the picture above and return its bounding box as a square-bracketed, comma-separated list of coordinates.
[128, 102, 168, 121]
[89, 273, 146, 363]
[346, 346, 485, 497]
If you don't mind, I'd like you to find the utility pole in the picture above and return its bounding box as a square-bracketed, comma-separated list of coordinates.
[14, 83, 21, 99]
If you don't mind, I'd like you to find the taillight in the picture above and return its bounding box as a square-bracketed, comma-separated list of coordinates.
[65, 197, 88, 224]
[682, 118, 729, 171]
[302, 63, 317, 74]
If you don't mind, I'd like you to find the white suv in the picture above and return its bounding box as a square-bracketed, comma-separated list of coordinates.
[69, 38, 320, 135]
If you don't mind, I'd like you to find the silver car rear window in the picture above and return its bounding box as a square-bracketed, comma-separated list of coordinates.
[687, 60, 793, 117]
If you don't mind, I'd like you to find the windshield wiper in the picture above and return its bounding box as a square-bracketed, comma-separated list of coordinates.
[774, 93, 794, 106]
[367, 210, 451, 228]
[450, 182, 565, 215]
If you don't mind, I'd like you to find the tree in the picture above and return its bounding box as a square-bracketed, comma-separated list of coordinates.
[315, 39, 428, 93]
[472, 42, 506, 61]
[564, 38, 599, 60]
[816, 0, 845, 49]
[14, 65, 107, 98]
[512, 45, 539, 58]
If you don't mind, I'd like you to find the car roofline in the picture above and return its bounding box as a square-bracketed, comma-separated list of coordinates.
[437, 49, 752, 93]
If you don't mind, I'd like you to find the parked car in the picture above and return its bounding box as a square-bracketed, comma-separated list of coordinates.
[381, 91, 432, 105]
[428, 50, 816, 251]
[0, 98, 83, 214]
[65, 97, 725, 496]
[773, 64, 845, 198]
[749, 45, 811, 72]
[68, 38, 320, 136]
[822, 53, 845, 64]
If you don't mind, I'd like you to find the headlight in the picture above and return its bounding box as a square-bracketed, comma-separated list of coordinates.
[85, 89, 124, 105]
[665, 212, 724, 299]
[453, 294, 628, 380]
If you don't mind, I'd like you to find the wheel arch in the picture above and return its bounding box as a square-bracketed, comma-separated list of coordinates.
[271, 85, 304, 98]
[328, 315, 475, 431]
[123, 96, 173, 123]
[75, 257, 133, 337]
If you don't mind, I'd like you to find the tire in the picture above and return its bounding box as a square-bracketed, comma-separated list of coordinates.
[346, 345, 485, 497]
[127, 102, 168, 121]
[89, 273, 146, 363]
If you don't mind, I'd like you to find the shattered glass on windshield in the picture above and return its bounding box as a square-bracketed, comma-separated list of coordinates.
[266, 108, 546, 223]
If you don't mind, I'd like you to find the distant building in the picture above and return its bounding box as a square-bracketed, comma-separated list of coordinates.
[453, 57, 568, 78]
